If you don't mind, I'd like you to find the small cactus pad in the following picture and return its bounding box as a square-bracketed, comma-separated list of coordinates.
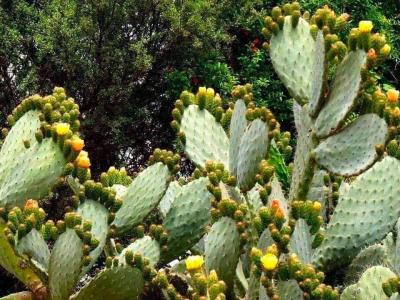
[70, 266, 144, 300]
[229, 100, 247, 177]
[345, 243, 388, 284]
[290, 219, 313, 264]
[16, 229, 50, 273]
[314, 114, 388, 176]
[315, 50, 367, 137]
[181, 105, 229, 169]
[77, 200, 109, 273]
[309, 30, 325, 116]
[205, 217, 240, 289]
[353, 266, 396, 300]
[307, 170, 329, 220]
[313, 156, 400, 270]
[270, 17, 315, 102]
[278, 280, 304, 300]
[289, 103, 315, 200]
[159, 181, 181, 218]
[247, 184, 263, 213]
[49, 229, 83, 300]
[268, 175, 289, 217]
[237, 119, 269, 190]
[163, 177, 211, 261]
[112, 162, 170, 232]
[340, 284, 360, 300]
[119, 236, 160, 267]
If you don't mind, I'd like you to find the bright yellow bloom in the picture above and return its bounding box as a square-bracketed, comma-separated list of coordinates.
[261, 253, 278, 271]
[186, 255, 204, 271]
[313, 201, 322, 212]
[387, 89, 399, 104]
[56, 123, 70, 136]
[380, 44, 391, 56]
[76, 151, 91, 169]
[358, 21, 373, 33]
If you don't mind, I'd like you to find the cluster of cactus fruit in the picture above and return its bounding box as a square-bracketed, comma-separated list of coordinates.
[1, 2, 400, 300]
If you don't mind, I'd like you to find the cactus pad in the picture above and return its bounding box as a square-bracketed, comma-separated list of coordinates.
[268, 175, 289, 217]
[309, 30, 325, 116]
[237, 119, 269, 190]
[229, 100, 247, 177]
[247, 183, 263, 213]
[353, 266, 396, 300]
[278, 280, 304, 300]
[205, 217, 240, 289]
[112, 162, 170, 232]
[159, 181, 181, 218]
[307, 170, 329, 220]
[313, 156, 400, 270]
[315, 114, 388, 176]
[315, 50, 367, 137]
[290, 219, 313, 264]
[163, 178, 211, 261]
[71, 266, 144, 300]
[181, 105, 229, 168]
[49, 229, 83, 300]
[119, 236, 160, 267]
[289, 103, 315, 200]
[16, 229, 50, 273]
[270, 17, 315, 102]
[78, 200, 109, 273]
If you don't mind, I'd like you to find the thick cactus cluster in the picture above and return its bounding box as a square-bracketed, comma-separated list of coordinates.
[0, 2, 400, 300]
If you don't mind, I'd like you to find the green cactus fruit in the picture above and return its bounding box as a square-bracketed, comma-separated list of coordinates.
[49, 229, 84, 300]
[289, 103, 315, 200]
[70, 266, 144, 300]
[77, 200, 108, 274]
[313, 156, 400, 271]
[158, 181, 181, 218]
[229, 100, 247, 177]
[205, 217, 240, 293]
[112, 162, 170, 233]
[270, 17, 315, 102]
[118, 236, 160, 267]
[163, 177, 211, 261]
[237, 119, 269, 191]
[314, 114, 388, 176]
[315, 50, 367, 138]
[180, 105, 229, 169]
[290, 219, 313, 264]
[309, 30, 326, 117]
[16, 229, 50, 273]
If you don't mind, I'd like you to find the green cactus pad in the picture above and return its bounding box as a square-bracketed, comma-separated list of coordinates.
[345, 244, 388, 284]
[181, 104, 229, 168]
[16, 229, 50, 273]
[49, 229, 83, 300]
[307, 170, 329, 220]
[205, 217, 240, 290]
[278, 280, 304, 300]
[313, 156, 400, 271]
[0, 219, 43, 288]
[119, 236, 160, 267]
[237, 119, 269, 190]
[229, 100, 247, 177]
[270, 17, 315, 102]
[340, 284, 360, 300]
[78, 200, 109, 273]
[112, 184, 127, 198]
[386, 220, 400, 273]
[289, 103, 315, 200]
[315, 114, 388, 176]
[159, 181, 181, 218]
[268, 175, 289, 217]
[315, 50, 367, 138]
[290, 219, 313, 264]
[247, 183, 263, 213]
[112, 162, 170, 232]
[163, 177, 211, 261]
[354, 266, 396, 300]
[70, 266, 144, 300]
[309, 30, 325, 117]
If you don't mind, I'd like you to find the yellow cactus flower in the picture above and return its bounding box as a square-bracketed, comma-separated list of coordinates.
[380, 44, 391, 56]
[71, 137, 85, 152]
[186, 255, 204, 271]
[261, 253, 278, 271]
[76, 151, 91, 169]
[56, 123, 70, 136]
[387, 89, 399, 104]
[313, 201, 322, 212]
[358, 21, 373, 33]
